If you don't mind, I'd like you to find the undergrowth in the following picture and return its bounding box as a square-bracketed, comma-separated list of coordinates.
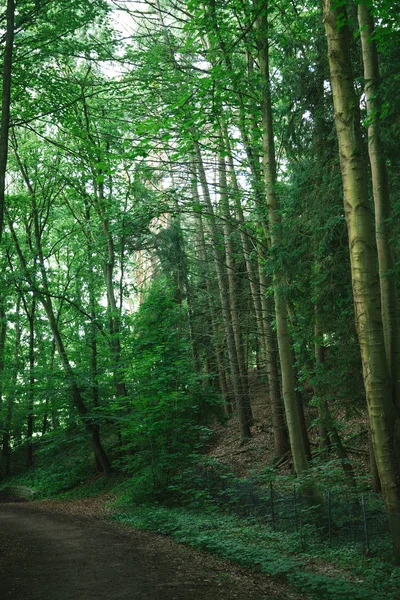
[110, 502, 400, 600]
[2, 429, 399, 600]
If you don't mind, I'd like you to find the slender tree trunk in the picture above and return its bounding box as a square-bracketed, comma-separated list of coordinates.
[191, 162, 233, 413]
[84, 204, 104, 472]
[193, 141, 251, 440]
[218, 141, 253, 426]
[314, 314, 356, 487]
[26, 296, 36, 468]
[207, 0, 266, 231]
[80, 94, 127, 404]
[197, 212, 232, 414]
[221, 123, 264, 357]
[357, 2, 400, 413]
[314, 317, 331, 454]
[3, 295, 20, 474]
[41, 294, 112, 475]
[323, 0, 400, 558]
[89, 276, 102, 472]
[257, 3, 311, 476]
[8, 192, 113, 475]
[97, 182, 127, 402]
[49, 339, 59, 430]
[0, 296, 7, 467]
[258, 259, 290, 457]
[0, 0, 14, 243]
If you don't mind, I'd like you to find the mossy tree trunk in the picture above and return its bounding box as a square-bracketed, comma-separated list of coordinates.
[357, 2, 400, 415]
[323, 0, 400, 558]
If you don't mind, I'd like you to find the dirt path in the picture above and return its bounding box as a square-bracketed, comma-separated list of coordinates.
[0, 501, 304, 600]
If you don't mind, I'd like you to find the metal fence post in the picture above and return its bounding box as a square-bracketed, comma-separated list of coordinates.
[361, 495, 370, 552]
[270, 481, 275, 530]
[294, 485, 299, 532]
[249, 475, 255, 519]
[328, 491, 332, 546]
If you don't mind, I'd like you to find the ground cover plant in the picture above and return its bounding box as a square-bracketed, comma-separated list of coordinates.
[1, 0, 400, 595]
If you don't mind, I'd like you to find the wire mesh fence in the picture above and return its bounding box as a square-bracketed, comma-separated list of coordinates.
[193, 464, 392, 554]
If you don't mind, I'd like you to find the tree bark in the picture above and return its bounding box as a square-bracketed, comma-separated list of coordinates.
[26, 296, 36, 468]
[323, 0, 400, 558]
[222, 125, 289, 454]
[0, 296, 7, 467]
[357, 2, 400, 413]
[193, 140, 251, 440]
[191, 163, 232, 416]
[218, 140, 253, 426]
[257, 2, 311, 476]
[7, 167, 113, 476]
[0, 0, 14, 243]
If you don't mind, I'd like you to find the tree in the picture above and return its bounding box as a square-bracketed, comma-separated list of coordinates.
[323, 0, 400, 557]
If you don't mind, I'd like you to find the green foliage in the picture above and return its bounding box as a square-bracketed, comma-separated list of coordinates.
[0, 426, 94, 498]
[110, 503, 397, 600]
[112, 279, 222, 501]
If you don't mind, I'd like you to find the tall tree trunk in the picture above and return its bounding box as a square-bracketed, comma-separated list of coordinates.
[258, 259, 290, 457]
[218, 140, 253, 426]
[207, 0, 266, 230]
[40, 294, 112, 475]
[192, 193, 232, 414]
[89, 273, 102, 472]
[314, 315, 331, 454]
[357, 2, 400, 414]
[193, 141, 251, 440]
[96, 181, 127, 402]
[222, 119, 288, 447]
[0, 295, 7, 468]
[323, 0, 400, 558]
[26, 296, 36, 468]
[257, 3, 311, 477]
[2, 296, 19, 475]
[0, 0, 14, 243]
[314, 313, 356, 487]
[8, 189, 113, 476]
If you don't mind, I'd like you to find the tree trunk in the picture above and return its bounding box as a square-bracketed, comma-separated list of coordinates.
[190, 160, 231, 409]
[222, 122, 289, 454]
[357, 2, 400, 414]
[2, 296, 20, 474]
[0, 296, 7, 467]
[218, 140, 253, 426]
[8, 180, 113, 476]
[314, 317, 331, 454]
[0, 0, 14, 243]
[257, 3, 311, 476]
[96, 181, 127, 402]
[193, 140, 251, 440]
[41, 295, 113, 475]
[314, 314, 356, 487]
[323, 0, 400, 558]
[26, 296, 36, 468]
[258, 260, 290, 457]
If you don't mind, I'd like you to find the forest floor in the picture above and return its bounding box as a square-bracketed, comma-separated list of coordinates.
[207, 371, 369, 477]
[0, 498, 305, 600]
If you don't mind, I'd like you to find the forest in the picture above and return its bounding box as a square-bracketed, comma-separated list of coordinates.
[0, 0, 400, 595]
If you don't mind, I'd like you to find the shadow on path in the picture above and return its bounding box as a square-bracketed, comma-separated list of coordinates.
[0, 503, 295, 600]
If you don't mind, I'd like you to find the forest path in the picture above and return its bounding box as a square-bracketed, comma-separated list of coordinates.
[0, 502, 302, 600]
